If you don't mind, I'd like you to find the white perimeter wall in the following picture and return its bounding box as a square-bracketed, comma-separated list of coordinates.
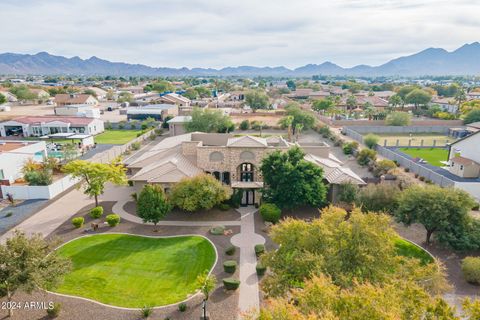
[1, 175, 80, 200]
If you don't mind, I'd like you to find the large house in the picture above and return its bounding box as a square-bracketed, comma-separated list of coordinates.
[127, 133, 365, 206]
[54, 94, 98, 106]
[0, 116, 104, 137]
[156, 93, 191, 107]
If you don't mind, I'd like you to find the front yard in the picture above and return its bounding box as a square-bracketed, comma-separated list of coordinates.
[53, 233, 216, 308]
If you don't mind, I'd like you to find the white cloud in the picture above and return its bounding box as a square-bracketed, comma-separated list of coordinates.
[0, 0, 477, 68]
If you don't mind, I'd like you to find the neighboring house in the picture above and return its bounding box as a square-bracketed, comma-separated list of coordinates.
[0, 116, 104, 137]
[373, 91, 395, 100]
[0, 140, 47, 184]
[448, 131, 480, 179]
[54, 105, 101, 118]
[338, 95, 389, 110]
[127, 133, 365, 205]
[120, 86, 145, 95]
[167, 116, 191, 136]
[431, 97, 458, 113]
[0, 91, 18, 102]
[86, 87, 108, 100]
[54, 94, 98, 106]
[467, 91, 480, 101]
[30, 89, 50, 99]
[156, 93, 191, 107]
[449, 156, 480, 178]
[228, 91, 245, 101]
[126, 104, 178, 121]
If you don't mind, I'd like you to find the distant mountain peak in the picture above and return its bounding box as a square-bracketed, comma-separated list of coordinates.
[0, 43, 479, 76]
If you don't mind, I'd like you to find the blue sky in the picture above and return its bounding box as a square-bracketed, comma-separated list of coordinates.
[0, 0, 478, 68]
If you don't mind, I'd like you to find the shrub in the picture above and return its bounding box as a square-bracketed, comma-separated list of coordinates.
[118, 121, 126, 129]
[131, 142, 141, 150]
[46, 303, 61, 318]
[106, 214, 121, 227]
[385, 111, 411, 126]
[337, 182, 358, 204]
[342, 141, 359, 155]
[210, 226, 225, 235]
[404, 167, 410, 172]
[259, 203, 281, 223]
[228, 189, 243, 208]
[131, 192, 138, 201]
[154, 128, 163, 136]
[128, 180, 134, 186]
[89, 206, 104, 219]
[462, 257, 480, 284]
[218, 203, 230, 211]
[225, 245, 236, 256]
[255, 244, 265, 257]
[178, 302, 187, 312]
[419, 176, 425, 181]
[357, 149, 377, 166]
[256, 263, 267, 276]
[363, 133, 380, 149]
[72, 217, 84, 228]
[472, 203, 480, 211]
[140, 305, 153, 319]
[149, 134, 156, 141]
[223, 278, 240, 290]
[24, 170, 52, 186]
[414, 173, 419, 178]
[373, 159, 397, 177]
[223, 260, 237, 273]
[239, 120, 250, 130]
[355, 184, 401, 214]
[4, 211, 13, 218]
[318, 125, 331, 138]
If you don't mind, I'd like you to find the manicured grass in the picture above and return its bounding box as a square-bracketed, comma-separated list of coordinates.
[399, 148, 448, 167]
[394, 238, 434, 265]
[53, 234, 216, 308]
[94, 129, 142, 145]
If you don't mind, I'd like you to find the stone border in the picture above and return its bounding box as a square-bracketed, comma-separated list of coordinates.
[46, 232, 219, 311]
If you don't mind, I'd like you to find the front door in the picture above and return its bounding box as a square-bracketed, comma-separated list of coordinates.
[241, 189, 255, 206]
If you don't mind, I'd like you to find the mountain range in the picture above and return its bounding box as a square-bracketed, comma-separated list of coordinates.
[0, 43, 479, 77]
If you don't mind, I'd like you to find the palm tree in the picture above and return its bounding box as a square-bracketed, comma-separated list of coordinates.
[280, 115, 294, 142]
[295, 123, 304, 142]
[364, 102, 376, 120]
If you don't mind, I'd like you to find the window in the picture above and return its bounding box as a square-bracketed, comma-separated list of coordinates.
[460, 165, 464, 170]
[240, 163, 254, 182]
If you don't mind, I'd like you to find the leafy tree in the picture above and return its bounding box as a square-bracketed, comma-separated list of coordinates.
[170, 174, 230, 212]
[185, 107, 234, 133]
[385, 111, 411, 126]
[363, 133, 380, 149]
[117, 91, 133, 103]
[9, 85, 37, 101]
[239, 119, 250, 130]
[62, 159, 127, 206]
[260, 146, 327, 209]
[346, 95, 357, 110]
[388, 94, 404, 108]
[195, 271, 217, 320]
[397, 85, 418, 100]
[337, 182, 358, 204]
[144, 80, 175, 93]
[356, 183, 401, 213]
[286, 80, 296, 91]
[395, 185, 476, 245]
[83, 88, 97, 97]
[312, 99, 334, 113]
[137, 184, 172, 229]
[0, 231, 71, 317]
[406, 89, 432, 108]
[464, 109, 480, 124]
[283, 104, 316, 134]
[245, 90, 269, 110]
[183, 88, 198, 100]
[460, 100, 480, 115]
[0, 93, 6, 104]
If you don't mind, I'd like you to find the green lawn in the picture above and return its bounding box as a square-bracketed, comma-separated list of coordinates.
[373, 133, 456, 147]
[394, 238, 434, 265]
[399, 148, 449, 167]
[53, 234, 216, 308]
[94, 129, 142, 145]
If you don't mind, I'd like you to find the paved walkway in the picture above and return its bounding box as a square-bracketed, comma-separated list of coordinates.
[230, 207, 265, 318]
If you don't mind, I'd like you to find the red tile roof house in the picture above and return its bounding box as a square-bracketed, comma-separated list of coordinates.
[0, 116, 104, 137]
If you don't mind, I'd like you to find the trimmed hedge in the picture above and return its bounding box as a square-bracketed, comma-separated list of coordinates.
[209, 226, 225, 235]
[256, 263, 267, 276]
[223, 260, 237, 273]
[89, 206, 104, 219]
[106, 214, 121, 227]
[462, 256, 480, 284]
[255, 244, 265, 257]
[225, 245, 236, 256]
[259, 203, 281, 223]
[178, 302, 187, 312]
[46, 302, 61, 318]
[223, 278, 240, 290]
[71, 217, 84, 228]
[218, 203, 230, 211]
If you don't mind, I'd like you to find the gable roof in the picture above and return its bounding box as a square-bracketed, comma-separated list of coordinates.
[451, 156, 479, 166]
[227, 135, 268, 147]
[304, 153, 365, 185]
[55, 94, 97, 104]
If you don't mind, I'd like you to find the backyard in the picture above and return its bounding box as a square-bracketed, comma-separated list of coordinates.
[94, 129, 143, 145]
[399, 148, 449, 167]
[53, 233, 216, 308]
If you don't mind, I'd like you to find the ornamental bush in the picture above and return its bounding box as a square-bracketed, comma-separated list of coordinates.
[225, 245, 236, 256]
[256, 263, 267, 276]
[239, 120, 250, 130]
[72, 217, 84, 228]
[255, 244, 265, 257]
[209, 225, 225, 235]
[178, 302, 187, 312]
[462, 257, 480, 284]
[89, 206, 104, 219]
[223, 260, 237, 273]
[223, 278, 240, 290]
[106, 214, 121, 227]
[259, 203, 281, 223]
[46, 302, 61, 318]
[363, 133, 380, 149]
[357, 149, 377, 166]
[342, 141, 359, 155]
